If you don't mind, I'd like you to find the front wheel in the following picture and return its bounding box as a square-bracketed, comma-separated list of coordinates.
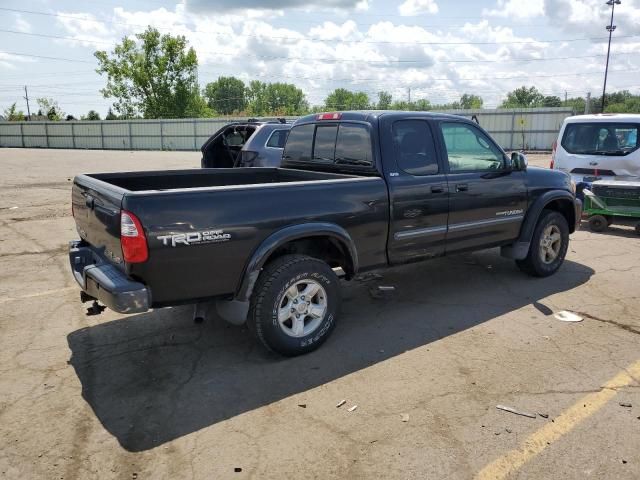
[248, 254, 340, 356]
[516, 210, 569, 277]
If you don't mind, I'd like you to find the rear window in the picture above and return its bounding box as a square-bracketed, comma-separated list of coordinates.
[266, 129, 289, 148]
[561, 123, 639, 155]
[283, 122, 373, 169]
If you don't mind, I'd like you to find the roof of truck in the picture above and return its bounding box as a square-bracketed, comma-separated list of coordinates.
[295, 110, 468, 124]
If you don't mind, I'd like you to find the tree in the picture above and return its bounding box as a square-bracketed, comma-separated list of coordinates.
[499, 86, 545, 108]
[324, 88, 370, 110]
[95, 26, 210, 119]
[542, 95, 562, 107]
[459, 93, 483, 109]
[82, 110, 101, 121]
[36, 97, 64, 121]
[377, 91, 392, 110]
[246, 81, 308, 115]
[105, 107, 118, 120]
[203, 76, 246, 115]
[3, 103, 25, 121]
[65, 115, 77, 121]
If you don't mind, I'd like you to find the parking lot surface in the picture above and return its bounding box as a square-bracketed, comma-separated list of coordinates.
[1, 148, 639, 479]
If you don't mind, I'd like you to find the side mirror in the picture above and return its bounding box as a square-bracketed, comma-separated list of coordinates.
[510, 151, 528, 171]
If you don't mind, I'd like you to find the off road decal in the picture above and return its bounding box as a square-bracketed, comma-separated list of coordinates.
[157, 230, 231, 247]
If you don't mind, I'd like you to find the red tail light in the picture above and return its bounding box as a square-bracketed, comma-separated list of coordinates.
[550, 140, 557, 169]
[120, 210, 148, 263]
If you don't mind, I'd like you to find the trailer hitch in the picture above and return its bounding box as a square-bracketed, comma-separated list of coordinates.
[86, 300, 106, 316]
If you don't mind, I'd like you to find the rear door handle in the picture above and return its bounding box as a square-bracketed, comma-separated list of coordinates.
[85, 195, 95, 208]
[430, 184, 445, 193]
[455, 183, 468, 192]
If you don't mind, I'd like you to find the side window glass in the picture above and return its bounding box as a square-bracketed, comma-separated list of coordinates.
[313, 125, 338, 163]
[392, 120, 439, 175]
[441, 123, 504, 172]
[335, 124, 372, 167]
[282, 124, 314, 162]
[267, 129, 288, 148]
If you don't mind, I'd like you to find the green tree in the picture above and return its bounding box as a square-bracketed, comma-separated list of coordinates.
[3, 103, 25, 121]
[499, 86, 545, 108]
[36, 97, 64, 121]
[542, 95, 562, 107]
[377, 91, 392, 110]
[105, 107, 118, 120]
[203, 76, 246, 115]
[459, 93, 483, 109]
[324, 88, 370, 110]
[81, 110, 101, 121]
[95, 27, 210, 118]
[246, 81, 308, 115]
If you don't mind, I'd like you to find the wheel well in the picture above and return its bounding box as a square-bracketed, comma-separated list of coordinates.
[544, 199, 576, 233]
[266, 236, 355, 278]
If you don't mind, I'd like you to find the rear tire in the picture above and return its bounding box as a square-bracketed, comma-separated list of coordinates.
[635, 223, 640, 236]
[588, 215, 608, 233]
[516, 210, 569, 277]
[248, 254, 340, 356]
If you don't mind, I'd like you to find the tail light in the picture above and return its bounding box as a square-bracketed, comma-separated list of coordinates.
[317, 112, 342, 120]
[120, 210, 148, 263]
[550, 140, 557, 169]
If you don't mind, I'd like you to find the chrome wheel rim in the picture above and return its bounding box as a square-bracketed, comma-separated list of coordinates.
[277, 280, 327, 338]
[539, 224, 562, 264]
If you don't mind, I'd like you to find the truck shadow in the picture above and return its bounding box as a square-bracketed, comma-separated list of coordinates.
[67, 250, 593, 452]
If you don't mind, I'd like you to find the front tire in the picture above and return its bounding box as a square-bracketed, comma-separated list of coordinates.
[516, 210, 569, 277]
[248, 254, 340, 356]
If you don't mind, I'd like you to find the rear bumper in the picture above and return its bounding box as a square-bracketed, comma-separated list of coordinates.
[69, 240, 150, 314]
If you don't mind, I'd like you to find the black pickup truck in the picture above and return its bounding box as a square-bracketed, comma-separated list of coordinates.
[69, 111, 581, 356]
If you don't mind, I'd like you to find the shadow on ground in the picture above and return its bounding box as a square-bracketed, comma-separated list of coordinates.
[67, 250, 593, 452]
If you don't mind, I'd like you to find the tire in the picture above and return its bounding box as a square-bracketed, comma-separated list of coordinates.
[635, 223, 640, 236]
[248, 254, 340, 356]
[588, 215, 608, 233]
[516, 210, 569, 277]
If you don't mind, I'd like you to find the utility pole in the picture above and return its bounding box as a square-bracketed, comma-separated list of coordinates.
[23, 85, 31, 121]
[564, 91, 568, 103]
[407, 87, 411, 104]
[585, 92, 591, 114]
[601, 0, 621, 113]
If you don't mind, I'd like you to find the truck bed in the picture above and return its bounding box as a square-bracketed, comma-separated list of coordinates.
[72, 167, 389, 305]
[87, 167, 357, 192]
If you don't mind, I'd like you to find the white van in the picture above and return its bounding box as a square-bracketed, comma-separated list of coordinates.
[552, 114, 640, 188]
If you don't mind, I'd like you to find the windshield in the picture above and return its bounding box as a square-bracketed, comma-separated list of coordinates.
[561, 122, 639, 156]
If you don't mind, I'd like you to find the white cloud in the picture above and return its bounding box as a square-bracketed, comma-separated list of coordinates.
[49, 2, 640, 110]
[398, 0, 439, 16]
[14, 14, 32, 33]
[483, 0, 544, 19]
[544, 0, 640, 34]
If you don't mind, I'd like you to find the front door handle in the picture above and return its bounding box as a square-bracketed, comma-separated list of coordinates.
[430, 184, 445, 193]
[455, 183, 468, 192]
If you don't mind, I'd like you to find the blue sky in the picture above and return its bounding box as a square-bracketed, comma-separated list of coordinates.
[1, 0, 639, 116]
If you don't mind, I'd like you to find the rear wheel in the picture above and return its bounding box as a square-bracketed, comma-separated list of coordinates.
[635, 222, 640, 236]
[588, 215, 608, 233]
[248, 254, 340, 356]
[516, 210, 569, 277]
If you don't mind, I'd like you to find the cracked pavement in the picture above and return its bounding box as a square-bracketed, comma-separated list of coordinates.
[0, 149, 638, 479]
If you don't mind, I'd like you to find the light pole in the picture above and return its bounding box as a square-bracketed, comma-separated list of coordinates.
[601, 0, 621, 113]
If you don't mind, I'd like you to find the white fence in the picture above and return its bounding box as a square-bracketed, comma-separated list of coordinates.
[0, 108, 574, 151]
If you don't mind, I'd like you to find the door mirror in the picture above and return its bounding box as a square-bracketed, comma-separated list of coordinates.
[510, 151, 528, 171]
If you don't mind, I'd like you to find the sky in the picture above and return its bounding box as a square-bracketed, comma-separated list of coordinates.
[1, 0, 639, 117]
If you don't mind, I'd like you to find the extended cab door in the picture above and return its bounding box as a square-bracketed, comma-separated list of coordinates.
[382, 117, 450, 263]
[436, 121, 527, 253]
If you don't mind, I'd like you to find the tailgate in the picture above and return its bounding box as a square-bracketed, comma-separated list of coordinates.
[72, 175, 125, 266]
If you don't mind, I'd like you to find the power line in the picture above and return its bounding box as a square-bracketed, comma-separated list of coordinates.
[2, 7, 638, 46]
